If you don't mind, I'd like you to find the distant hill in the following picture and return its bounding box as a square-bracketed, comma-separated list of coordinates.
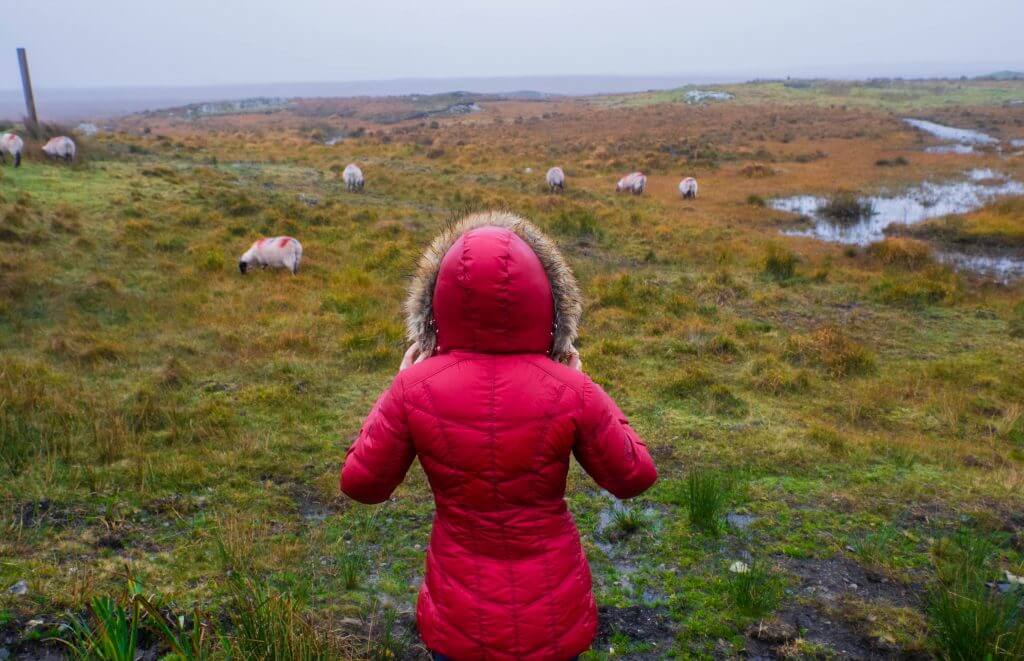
[976, 71, 1024, 81]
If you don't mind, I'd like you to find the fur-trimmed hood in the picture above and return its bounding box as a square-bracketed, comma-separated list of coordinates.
[405, 211, 582, 361]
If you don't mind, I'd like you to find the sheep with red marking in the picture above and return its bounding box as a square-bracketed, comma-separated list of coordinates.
[679, 177, 698, 199]
[616, 172, 646, 195]
[546, 166, 565, 192]
[343, 163, 364, 192]
[239, 236, 303, 275]
[0, 133, 23, 167]
[42, 136, 76, 163]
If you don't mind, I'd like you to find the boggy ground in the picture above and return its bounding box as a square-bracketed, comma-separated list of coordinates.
[1, 79, 1023, 659]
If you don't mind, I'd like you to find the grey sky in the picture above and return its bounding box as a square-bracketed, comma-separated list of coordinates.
[2, 0, 1022, 90]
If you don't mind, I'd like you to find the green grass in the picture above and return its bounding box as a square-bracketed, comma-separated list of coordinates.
[927, 533, 1024, 660]
[598, 78, 1024, 110]
[2, 88, 1023, 658]
[685, 471, 731, 535]
[727, 561, 784, 617]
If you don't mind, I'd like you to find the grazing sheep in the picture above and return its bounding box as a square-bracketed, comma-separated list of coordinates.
[616, 172, 646, 195]
[546, 166, 565, 192]
[343, 163, 364, 192]
[679, 177, 698, 199]
[0, 133, 23, 167]
[239, 236, 303, 275]
[42, 136, 76, 163]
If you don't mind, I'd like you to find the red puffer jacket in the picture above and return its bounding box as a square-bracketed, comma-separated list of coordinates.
[341, 212, 657, 660]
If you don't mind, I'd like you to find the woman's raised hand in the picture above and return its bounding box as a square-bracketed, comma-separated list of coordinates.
[400, 343, 426, 372]
[565, 345, 583, 372]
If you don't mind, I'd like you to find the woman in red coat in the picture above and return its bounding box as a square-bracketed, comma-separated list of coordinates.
[341, 211, 658, 660]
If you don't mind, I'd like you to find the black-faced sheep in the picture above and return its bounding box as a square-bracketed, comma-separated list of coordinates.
[679, 177, 698, 199]
[546, 167, 565, 192]
[42, 136, 76, 163]
[343, 163, 364, 192]
[616, 172, 646, 195]
[239, 236, 303, 275]
[0, 133, 23, 167]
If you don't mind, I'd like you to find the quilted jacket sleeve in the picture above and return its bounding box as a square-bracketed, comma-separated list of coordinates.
[573, 377, 657, 499]
[340, 376, 416, 504]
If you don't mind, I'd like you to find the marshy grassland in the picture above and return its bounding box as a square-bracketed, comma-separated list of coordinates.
[2, 79, 1024, 658]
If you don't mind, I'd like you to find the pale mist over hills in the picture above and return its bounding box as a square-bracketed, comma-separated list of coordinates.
[0, 75, 731, 121]
[1, 0, 1021, 121]
[1, 65, 1021, 123]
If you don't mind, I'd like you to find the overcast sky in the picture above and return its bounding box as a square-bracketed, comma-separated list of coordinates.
[2, 0, 1022, 90]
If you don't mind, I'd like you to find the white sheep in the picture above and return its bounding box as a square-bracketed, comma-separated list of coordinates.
[679, 177, 698, 199]
[239, 236, 303, 275]
[616, 172, 646, 195]
[0, 133, 23, 167]
[343, 163, 364, 192]
[546, 166, 565, 192]
[42, 136, 76, 163]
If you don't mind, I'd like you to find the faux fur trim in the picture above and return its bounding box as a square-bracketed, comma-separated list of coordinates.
[405, 210, 582, 362]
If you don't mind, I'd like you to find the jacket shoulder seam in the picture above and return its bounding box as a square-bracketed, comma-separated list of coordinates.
[524, 359, 585, 396]
[402, 357, 469, 389]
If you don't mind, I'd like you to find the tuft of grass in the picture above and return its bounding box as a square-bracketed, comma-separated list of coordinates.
[340, 554, 364, 590]
[593, 273, 662, 311]
[820, 191, 874, 224]
[875, 156, 910, 167]
[806, 425, 849, 456]
[785, 326, 875, 378]
[225, 574, 341, 660]
[62, 583, 144, 661]
[851, 525, 899, 573]
[367, 604, 409, 661]
[605, 505, 649, 542]
[746, 194, 766, 207]
[705, 383, 747, 417]
[664, 365, 714, 399]
[727, 561, 784, 617]
[867, 237, 932, 269]
[871, 270, 958, 307]
[763, 244, 799, 281]
[739, 164, 776, 178]
[927, 532, 1024, 660]
[1007, 300, 1024, 339]
[550, 208, 603, 240]
[747, 357, 810, 395]
[199, 249, 226, 272]
[686, 470, 731, 535]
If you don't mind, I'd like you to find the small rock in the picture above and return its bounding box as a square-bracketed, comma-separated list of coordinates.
[6, 580, 27, 596]
[747, 618, 797, 644]
[729, 561, 750, 574]
[1006, 571, 1023, 586]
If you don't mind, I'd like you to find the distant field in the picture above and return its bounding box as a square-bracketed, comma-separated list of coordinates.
[1, 80, 1023, 658]
[599, 78, 1024, 110]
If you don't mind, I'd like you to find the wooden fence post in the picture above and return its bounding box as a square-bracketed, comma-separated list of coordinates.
[17, 48, 39, 134]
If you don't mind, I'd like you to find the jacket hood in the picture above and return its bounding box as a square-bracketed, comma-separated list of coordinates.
[406, 211, 582, 360]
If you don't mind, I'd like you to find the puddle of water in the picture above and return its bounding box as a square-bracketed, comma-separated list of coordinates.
[1011, 139, 1024, 149]
[727, 513, 758, 530]
[772, 176, 1024, 246]
[904, 118, 998, 145]
[935, 251, 1024, 283]
[925, 144, 976, 154]
[967, 168, 1007, 181]
[592, 492, 666, 604]
[685, 90, 734, 103]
